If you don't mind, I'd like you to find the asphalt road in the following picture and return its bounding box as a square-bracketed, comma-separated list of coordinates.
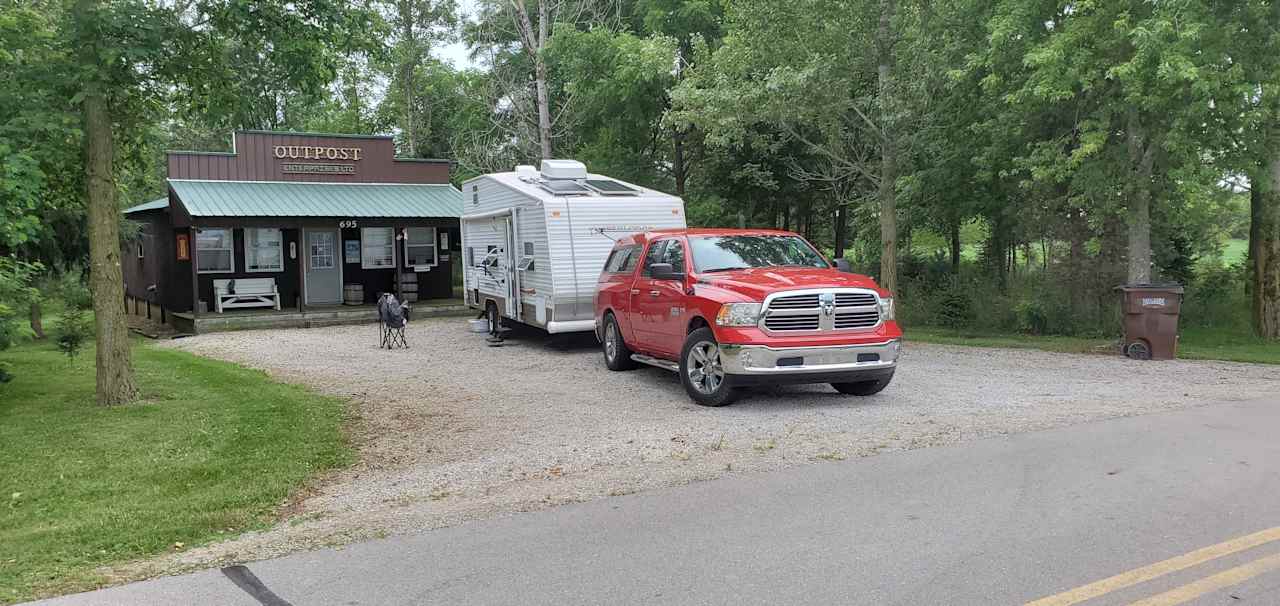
[32, 396, 1280, 606]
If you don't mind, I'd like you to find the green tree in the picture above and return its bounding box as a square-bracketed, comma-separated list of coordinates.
[58, 0, 381, 405]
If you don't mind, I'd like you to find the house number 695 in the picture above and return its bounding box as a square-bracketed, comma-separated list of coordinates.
[339, 220, 358, 228]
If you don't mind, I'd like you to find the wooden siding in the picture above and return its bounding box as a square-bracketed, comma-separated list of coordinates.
[167, 131, 451, 184]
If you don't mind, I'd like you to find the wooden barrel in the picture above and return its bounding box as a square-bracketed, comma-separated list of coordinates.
[343, 283, 363, 306]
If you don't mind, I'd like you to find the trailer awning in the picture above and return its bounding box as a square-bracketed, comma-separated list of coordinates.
[168, 179, 463, 218]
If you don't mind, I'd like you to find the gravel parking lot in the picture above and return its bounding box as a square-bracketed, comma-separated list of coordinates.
[132, 317, 1278, 576]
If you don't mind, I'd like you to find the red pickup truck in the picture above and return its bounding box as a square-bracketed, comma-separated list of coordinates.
[594, 228, 902, 406]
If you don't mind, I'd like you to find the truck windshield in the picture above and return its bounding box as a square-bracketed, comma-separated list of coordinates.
[689, 235, 830, 273]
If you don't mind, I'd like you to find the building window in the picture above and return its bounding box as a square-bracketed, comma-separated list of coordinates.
[136, 240, 144, 259]
[404, 227, 438, 270]
[361, 227, 395, 269]
[244, 228, 283, 272]
[196, 228, 234, 273]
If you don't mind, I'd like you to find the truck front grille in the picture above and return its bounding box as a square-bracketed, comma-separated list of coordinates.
[768, 294, 820, 309]
[764, 315, 821, 331]
[760, 289, 881, 333]
[834, 311, 880, 329]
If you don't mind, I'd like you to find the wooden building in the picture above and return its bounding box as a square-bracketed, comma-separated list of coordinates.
[123, 131, 462, 331]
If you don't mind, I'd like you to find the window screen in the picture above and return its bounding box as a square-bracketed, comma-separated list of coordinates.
[196, 228, 233, 273]
[404, 227, 438, 268]
[244, 228, 283, 272]
[361, 228, 395, 269]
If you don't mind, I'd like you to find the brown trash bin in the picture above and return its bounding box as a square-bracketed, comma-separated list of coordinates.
[1116, 284, 1184, 360]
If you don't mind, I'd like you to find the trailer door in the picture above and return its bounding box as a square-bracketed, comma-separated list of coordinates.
[498, 215, 518, 318]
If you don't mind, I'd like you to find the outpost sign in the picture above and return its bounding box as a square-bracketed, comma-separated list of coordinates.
[273, 145, 363, 161]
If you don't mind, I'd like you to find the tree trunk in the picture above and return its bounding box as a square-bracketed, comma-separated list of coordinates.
[1125, 110, 1155, 284]
[876, 0, 898, 294]
[399, 0, 417, 157]
[672, 44, 688, 197]
[82, 76, 137, 405]
[834, 203, 848, 260]
[534, 1, 553, 160]
[949, 220, 961, 274]
[673, 128, 686, 196]
[1253, 159, 1280, 339]
[29, 301, 44, 339]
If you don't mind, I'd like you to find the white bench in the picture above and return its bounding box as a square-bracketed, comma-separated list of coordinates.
[213, 278, 281, 313]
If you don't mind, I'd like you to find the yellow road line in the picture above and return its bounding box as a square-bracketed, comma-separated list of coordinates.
[1127, 551, 1280, 606]
[1024, 526, 1280, 606]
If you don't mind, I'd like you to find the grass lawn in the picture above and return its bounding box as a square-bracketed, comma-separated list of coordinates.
[0, 339, 353, 604]
[906, 325, 1280, 365]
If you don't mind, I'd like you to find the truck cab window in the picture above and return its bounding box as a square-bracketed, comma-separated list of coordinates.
[662, 240, 686, 272]
[642, 240, 669, 276]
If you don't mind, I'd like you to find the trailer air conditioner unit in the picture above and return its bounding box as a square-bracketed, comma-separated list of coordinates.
[539, 159, 587, 180]
[515, 165, 539, 182]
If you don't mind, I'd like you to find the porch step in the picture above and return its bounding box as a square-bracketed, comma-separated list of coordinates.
[188, 303, 472, 334]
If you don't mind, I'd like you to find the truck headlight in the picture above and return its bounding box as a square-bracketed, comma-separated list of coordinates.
[716, 302, 762, 327]
[879, 297, 895, 321]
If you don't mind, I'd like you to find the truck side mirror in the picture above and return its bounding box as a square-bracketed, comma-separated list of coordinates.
[834, 258, 852, 273]
[649, 263, 684, 281]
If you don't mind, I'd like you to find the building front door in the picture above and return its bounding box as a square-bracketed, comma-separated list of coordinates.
[305, 229, 342, 305]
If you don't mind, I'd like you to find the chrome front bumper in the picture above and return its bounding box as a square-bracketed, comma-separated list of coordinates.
[719, 339, 900, 376]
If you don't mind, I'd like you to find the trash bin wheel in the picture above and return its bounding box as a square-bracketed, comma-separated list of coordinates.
[1125, 340, 1152, 360]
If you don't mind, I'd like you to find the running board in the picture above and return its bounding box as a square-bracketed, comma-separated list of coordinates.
[631, 354, 679, 372]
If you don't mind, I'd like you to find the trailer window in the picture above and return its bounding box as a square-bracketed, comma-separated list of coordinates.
[521, 241, 536, 271]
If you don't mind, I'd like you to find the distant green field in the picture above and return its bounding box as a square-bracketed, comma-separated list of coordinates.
[1222, 239, 1248, 265]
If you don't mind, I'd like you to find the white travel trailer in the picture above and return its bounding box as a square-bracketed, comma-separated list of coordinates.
[461, 160, 687, 334]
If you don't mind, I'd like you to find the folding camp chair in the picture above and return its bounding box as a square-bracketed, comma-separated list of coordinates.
[377, 293, 410, 349]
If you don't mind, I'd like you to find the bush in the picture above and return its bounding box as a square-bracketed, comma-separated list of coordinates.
[53, 266, 92, 311]
[1015, 298, 1050, 335]
[935, 280, 976, 330]
[53, 306, 93, 359]
[1181, 262, 1249, 330]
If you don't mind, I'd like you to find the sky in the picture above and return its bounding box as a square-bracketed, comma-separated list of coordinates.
[439, 0, 480, 70]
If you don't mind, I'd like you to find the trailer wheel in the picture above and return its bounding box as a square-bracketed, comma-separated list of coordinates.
[602, 313, 638, 371]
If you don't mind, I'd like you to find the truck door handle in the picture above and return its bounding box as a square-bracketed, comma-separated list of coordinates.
[630, 289, 640, 295]
[649, 290, 661, 297]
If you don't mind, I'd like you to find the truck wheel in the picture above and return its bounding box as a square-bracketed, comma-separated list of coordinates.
[680, 327, 740, 407]
[832, 371, 894, 396]
[602, 313, 639, 371]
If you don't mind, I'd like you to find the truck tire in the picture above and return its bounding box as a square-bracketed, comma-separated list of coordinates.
[602, 313, 639, 371]
[832, 371, 894, 396]
[680, 327, 740, 407]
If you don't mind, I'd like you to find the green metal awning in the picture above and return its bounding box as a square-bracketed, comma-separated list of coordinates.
[168, 179, 463, 218]
[124, 197, 168, 214]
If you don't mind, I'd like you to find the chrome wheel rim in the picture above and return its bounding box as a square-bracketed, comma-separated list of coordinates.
[687, 341, 724, 395]
[605, 321, 618, 361]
